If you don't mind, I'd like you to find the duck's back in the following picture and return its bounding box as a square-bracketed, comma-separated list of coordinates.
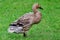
[20, 12, 34, 19]
[16, 12, 34, 27]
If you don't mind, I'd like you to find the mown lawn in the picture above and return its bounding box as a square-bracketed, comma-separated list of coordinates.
[0, 0, 60, 40]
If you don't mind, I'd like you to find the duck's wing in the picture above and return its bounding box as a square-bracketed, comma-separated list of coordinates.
[20, 12, 33, 19]
[17, 12, 34, 26]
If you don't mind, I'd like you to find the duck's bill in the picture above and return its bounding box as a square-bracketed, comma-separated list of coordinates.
[39, 7, 43, 10]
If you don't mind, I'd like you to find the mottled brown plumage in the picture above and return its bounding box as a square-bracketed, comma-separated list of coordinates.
[8, 3, 43, 37]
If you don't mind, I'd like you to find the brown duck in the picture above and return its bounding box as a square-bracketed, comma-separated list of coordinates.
[8, 3, 43, 37]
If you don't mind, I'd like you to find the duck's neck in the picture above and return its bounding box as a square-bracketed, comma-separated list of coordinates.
[33, 8, 39, 14]
[32, 6, 38, 13]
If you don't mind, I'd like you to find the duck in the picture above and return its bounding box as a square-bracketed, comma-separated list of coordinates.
[8, 3, 43, 37]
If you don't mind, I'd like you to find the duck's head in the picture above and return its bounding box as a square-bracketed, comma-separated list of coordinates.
[32, 3, 43, 10]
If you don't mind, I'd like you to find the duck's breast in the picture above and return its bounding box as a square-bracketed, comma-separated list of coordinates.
[33, 12, 42, 23]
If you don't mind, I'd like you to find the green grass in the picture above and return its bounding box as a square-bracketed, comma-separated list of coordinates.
[0, 0, 60, 40]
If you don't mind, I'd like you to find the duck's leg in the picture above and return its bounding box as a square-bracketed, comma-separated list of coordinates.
[23, 32, 26, 37]
[23, 27, 27, 37]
